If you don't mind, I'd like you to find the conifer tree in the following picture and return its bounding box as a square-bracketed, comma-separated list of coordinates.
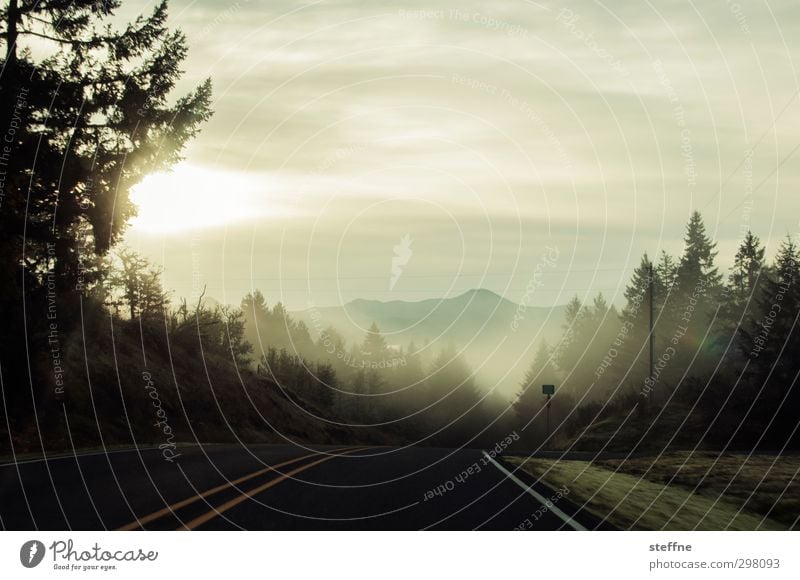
[361, 321, 388, 363]
[0, 0, 212, 293]
[670, 212, 724, 379]
[675, 211, 723, 299]
[0, 0, 212, 403]
[747, 236, 800, 384]
[728, 231, 767, 310]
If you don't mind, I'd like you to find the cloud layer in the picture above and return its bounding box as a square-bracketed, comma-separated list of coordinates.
[124, 0, 800, 309]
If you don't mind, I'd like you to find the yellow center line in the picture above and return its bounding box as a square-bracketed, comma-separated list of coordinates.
[117, 447, 357, 531]
[177, 446, 372, 530]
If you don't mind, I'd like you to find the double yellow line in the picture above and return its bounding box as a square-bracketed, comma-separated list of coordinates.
[118, 446, 369, 531]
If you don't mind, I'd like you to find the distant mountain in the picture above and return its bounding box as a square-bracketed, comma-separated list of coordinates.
[296, 289, 560, 344]
[293, 289, 567, 398]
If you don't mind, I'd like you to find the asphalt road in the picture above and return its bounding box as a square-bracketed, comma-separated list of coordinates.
[0, 444, 607, 530]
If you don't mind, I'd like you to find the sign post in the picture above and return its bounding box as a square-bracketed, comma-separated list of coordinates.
[542, 384, 555, 448]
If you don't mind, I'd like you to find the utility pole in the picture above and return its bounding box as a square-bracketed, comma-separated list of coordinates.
[648, 261, 655, 406]
[542, 384, 555, 448]
[546, 397, 550, 447]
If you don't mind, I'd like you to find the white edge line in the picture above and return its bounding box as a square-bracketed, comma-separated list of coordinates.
[482, 451, 587, 531]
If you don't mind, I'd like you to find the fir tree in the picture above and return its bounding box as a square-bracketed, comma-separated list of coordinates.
[0, 0, 212, 293]
[0, 0, 212, 407]
[314, 363, 337, 410]
[361, 321, 388, 363]
[748, 236, 800, 383]
[670, 212, 724, 380]
[728, 231, 767, 308]
[741, 236, 800, 446]
[675, 211, 723, 297]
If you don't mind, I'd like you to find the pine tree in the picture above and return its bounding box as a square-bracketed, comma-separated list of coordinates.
[349, 368, 367, 419]
[265, 302, 292, 350]
[729, 231, 766, 308]
[0, 0, 212, 407]
[655, 250, 678, 306]
[670, 212, 724, 380]
[291, 320, 314, 358]
[261, 346, 279, 378]
[587, 293, 623, 397]
[352, 368, 367, 394]
[748, 236, 800, 382]
[676, 211, 723, 298]
[241, 290, 269, 357]
[622, 254, 652, 325]
[404, 341, 424, 380]
[107, 248, 169, 319]
[241, 290, 269, 325]
[743, 236, 800, 446]
[361, 321, 388, 363]
[718, 231, 767, 347]
[0, 0, 212, 294]
[314, 363, 337, 410]
[613, 254, 654, 389]
[316, 325, 346, 369]
[555, 295, 586, 374]
[555, 293, 617, 397]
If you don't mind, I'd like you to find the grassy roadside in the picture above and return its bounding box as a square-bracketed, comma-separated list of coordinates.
[505, 452, 797, 530]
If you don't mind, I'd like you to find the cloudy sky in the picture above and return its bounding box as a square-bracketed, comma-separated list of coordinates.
[122, 0, 800, 310]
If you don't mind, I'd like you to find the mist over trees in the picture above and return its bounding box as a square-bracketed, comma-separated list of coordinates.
[241, 289, 499, 446]
[513, 211, 800, 451]
[1, 4, 796, 457]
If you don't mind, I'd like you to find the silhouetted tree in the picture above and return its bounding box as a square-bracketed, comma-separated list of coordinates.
[555, 293, 619, 399]
[723, 231, 767, 335]
[313, 363, 337, 410]
[730, 232, 767, 304]
[361, 321, 388, 363]
[107, 248, 168, 319]
[614, 254, 654, 390]
[555, 296, 586, 376]
[655, 250, 679, 302]
[746, 237, 800, 391]
[675, 211, 723, 296]
[1, 0, 211, 293]
[218, 306, 252, 364]
[291, 320, 315, 358]
[0, 0, 211, 409]
[664, 212, 724, 386]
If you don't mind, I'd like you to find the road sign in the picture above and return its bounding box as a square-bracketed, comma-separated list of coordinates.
[542, 384, 555, 395]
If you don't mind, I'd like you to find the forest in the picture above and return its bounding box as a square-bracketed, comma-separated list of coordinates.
[8, 208, 793, 455]
[514, 212, 800, 452]
[0, 1, 797, 456]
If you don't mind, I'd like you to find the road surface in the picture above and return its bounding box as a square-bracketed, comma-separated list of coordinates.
[0, 444, 608, 530]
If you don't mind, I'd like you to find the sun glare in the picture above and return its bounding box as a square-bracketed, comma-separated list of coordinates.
[129, 163, 270, 233]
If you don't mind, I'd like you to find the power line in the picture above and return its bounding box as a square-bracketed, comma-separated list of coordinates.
[722, 140, 800, 222]
[700, 90, 800, 213]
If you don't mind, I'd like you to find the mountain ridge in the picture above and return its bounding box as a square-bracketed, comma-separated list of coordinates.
[292, 288, 567, 397]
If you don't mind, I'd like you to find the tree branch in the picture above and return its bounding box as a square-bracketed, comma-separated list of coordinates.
[18, 28, 80, 44]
